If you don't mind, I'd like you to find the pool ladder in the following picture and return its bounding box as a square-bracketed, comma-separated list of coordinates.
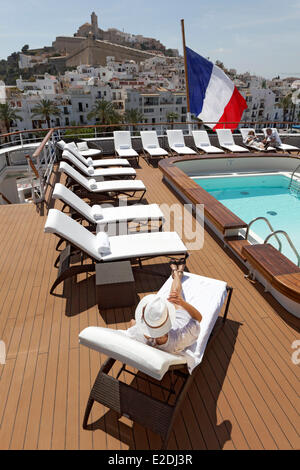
[246, 217, 300, 267]
[289, 163, 300, 195]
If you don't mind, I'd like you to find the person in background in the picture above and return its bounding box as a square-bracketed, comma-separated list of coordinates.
[263, 128, 282, 149]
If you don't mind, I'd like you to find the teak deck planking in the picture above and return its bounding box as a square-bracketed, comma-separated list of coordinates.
[0, 157, 299, 450]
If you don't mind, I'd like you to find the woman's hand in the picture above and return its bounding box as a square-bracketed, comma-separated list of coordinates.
[168, 290, 184, 307]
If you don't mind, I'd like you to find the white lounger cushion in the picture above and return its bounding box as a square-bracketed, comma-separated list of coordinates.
[52, 183, 162, 225]
[140, 131, 168, 157]
[192, 130, 224, 154]
[62, 150, 136, 178]
[171, 145, 196, 155]
[44, 209, 187, 263]
[222, 144, 249, 152]
[95, 203, 164, 227]
[79, 272, 227, 379]
[79, 327, 187, 381]
[117, 148, 139, 157]
[59, 162, 145, 193]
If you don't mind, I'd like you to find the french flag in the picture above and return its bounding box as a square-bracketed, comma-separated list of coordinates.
[186, 47, 247, 130]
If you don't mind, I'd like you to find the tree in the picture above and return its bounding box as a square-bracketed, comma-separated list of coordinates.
[0, 102, 23, 136]
[277, 93, 293, 122]
[87, 99, 120, 125]
[21, 45, 29, 53]
[166, 111, 179, 129]
[123, 108, 144, 134]
[31, 99, 61, 128]
[87, 99, 122, 136]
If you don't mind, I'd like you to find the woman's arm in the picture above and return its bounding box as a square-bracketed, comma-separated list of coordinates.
[167, 290, 202, 323]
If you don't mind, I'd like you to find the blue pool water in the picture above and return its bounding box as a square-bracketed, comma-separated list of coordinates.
[194, 174, 300, 265]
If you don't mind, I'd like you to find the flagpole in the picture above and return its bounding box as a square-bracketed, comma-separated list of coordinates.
[181, 19, 192, 135]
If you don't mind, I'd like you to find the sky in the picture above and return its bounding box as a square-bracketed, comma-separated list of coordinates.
[0, 0, 299, 79]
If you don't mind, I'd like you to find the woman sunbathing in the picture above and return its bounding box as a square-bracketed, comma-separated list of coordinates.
[245, 130, 265, 150]
[125, 261, 202, 354]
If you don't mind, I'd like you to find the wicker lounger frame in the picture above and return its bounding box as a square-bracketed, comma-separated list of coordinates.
[82, 285, 233, 449]
[50, 237, 188, 294]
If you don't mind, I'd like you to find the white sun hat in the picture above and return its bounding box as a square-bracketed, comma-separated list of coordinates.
[135, 294, 176, 339]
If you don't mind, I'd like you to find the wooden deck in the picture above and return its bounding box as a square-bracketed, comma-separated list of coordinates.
[0, 158, 299, 450]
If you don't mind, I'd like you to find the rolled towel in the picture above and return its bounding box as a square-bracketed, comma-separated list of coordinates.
[57, 140, 66, 149]
[87, 157, 93, 165]
[119, 145, 130, 149]
[174, 143, 184, 148]
[89, 178, 97, 190]
[91, 205, 103, 221]
[147, 144, 157, 149]
[87, 166, 94, 175]
[96, 231, 111, 255]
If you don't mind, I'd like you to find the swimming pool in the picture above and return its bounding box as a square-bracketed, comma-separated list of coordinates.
[194, 174, 300, 265]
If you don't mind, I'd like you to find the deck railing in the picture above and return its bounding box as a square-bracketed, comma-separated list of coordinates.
[0, 120, 299, 205]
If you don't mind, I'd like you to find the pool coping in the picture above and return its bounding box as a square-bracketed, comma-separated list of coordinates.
[159, 152, 300, 312]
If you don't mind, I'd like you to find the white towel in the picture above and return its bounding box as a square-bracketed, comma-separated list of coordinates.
[119, 145, 130, 149]
[147, 144, 157, 149]
[91, 205, 103, 221]
[87, 166, 94, 175]
[87, 157, 93, 166]
[89, 178, 97, 190]
[57, 140, 66, 149]
[175, 143, 184, 147]
[96, 231, 111, 255]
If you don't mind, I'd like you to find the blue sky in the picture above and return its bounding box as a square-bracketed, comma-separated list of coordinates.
[0, 0, 299, 79]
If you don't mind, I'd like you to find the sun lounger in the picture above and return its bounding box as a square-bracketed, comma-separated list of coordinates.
[44, 208, 188, 294]
[166, 130, 197, 155]
[239, 128, 276, 152]
[76, 141, 102, 158]
[79, 271, 233, 448]
[216, 129, 250, 153]
[262, 128, 299, 153]
[63, 142, 131, 168]
[62, 150, 136, 179]
[52, 183, 165, 231]
[192, 130, 224, 154]
[58, 162, 146, 202]
[140, 131, 168, 164]
[114, 131, 139, 164]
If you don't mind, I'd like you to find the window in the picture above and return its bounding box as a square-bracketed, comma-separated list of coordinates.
[79, 102, 83, 112]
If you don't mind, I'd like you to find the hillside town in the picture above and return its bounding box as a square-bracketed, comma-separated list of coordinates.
[0, 12, 299, 134]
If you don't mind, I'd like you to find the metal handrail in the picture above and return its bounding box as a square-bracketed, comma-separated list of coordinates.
[245, 217, 282, 251]
[289, 163, 300, 189]
[264, 231, 300, 267]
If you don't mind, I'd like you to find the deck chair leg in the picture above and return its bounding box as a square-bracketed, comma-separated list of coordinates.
[82, 398, 95, 429]
[50, 263, 95, 294]
[55, 238, 65, 252]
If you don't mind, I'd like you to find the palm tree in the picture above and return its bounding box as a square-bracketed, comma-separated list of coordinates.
[88, 99, 121, 135]
[88, 99, 120, 125]
[0, 103, 23, 143]
[277, 93, 293, 122]
[0, 102, 23, 134]
[123, 108, 144, 134]
[31, 99, 61, 128]
[166, 111, 179, 130]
